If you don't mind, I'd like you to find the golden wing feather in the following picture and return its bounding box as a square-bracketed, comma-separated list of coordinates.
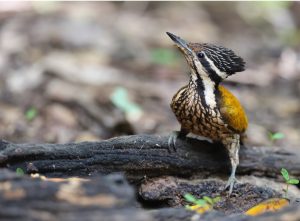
[218, 85, 248, 133]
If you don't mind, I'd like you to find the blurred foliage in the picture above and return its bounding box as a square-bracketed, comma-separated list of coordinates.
[31, 1, 59, 14]
[184, 193, 221, 214]
[268, 132, 285, 144]
[281, 168, 299, 198]
[281, 168, 299, 185]
[110, 87, 142, 121]
[237, 1, 292, 23]
[16, 168, 25, 176]
[150, 48, 179, 66]
[25, 107, 38, 121]
[0, 2, 299, 146]
[237, 1, 300, 46]
[281, 168, 290, 181]
[259, 1, 291, 9]
[281, 29, 300, 47]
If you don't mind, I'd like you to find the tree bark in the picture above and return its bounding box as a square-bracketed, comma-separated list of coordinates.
[0, 169, 141, 221]
[0, 169, 299, 221]
[0, 135, 299, 181]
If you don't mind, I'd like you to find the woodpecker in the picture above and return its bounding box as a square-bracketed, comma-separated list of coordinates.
[166, 32, 248, 195]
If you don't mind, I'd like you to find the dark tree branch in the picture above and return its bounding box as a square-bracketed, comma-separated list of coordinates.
[0, 135, 299, 180]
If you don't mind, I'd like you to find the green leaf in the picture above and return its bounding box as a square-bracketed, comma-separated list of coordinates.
[203, 196, 213, 205]
[184, 193, 197, 203]
[150, 48, 178, 66]
[16, 168, 24, 176]
[268, 132, 272, 140]
[281, 168, 290, 181]
[25, 107, 38, 121]
[270, 132, 285, 141]
[185, 205, 192, 209]
[259, 1, 291, 10]
[212, 196, 221, 203]
[195, 199, 206, 206]
[110, 87, 142, 120]
[287, 179, 299, 185]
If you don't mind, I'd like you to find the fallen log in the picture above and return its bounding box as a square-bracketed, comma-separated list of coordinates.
[0, 169, 299, 221]
[0, 135, 299, 181]
[0, 169, 144, 221]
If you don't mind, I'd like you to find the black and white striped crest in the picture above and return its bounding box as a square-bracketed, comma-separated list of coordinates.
[196, 43, 245, 76]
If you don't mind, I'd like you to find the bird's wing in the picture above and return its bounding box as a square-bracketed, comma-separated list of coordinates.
[217, 85, 248, 133]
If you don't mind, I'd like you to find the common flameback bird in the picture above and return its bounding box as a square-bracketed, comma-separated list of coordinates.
[166, 32, 248, 194]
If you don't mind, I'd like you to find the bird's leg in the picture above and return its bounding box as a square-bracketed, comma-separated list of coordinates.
[168, 127, 189, 152]
[223, 134, 240, 195]
[168, 131, 178, 152]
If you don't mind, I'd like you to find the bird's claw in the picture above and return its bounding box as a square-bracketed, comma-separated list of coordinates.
[224, 175, 237, 196]
[168, 131, 178, 153]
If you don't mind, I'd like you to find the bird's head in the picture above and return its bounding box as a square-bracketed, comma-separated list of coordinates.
[166, 32, 245, 84]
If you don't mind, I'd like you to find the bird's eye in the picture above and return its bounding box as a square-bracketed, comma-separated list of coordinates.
[197, 52, 204, 58]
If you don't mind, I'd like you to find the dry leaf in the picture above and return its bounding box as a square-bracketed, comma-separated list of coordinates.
[245, 198, 289, 216]
[187, 204, 212, 214]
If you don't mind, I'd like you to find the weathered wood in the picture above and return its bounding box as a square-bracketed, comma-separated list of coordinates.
[0, 169, 145, 221]
[0, 135, 299, 181]
[0, 169, 299, 221]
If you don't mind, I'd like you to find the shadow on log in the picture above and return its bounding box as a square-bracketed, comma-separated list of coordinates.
[0, 135, 299, 181]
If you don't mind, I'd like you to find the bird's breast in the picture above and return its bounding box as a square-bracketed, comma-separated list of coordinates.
[171, 86, 228, 140]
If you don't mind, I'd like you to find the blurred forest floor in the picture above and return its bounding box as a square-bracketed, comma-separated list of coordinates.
[0, 2, 299, 149]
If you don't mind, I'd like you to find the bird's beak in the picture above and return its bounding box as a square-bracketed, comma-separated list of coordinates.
[166, 32, 193, 55]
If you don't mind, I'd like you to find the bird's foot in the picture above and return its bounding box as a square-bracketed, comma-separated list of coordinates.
[168, 131, 179, 152]
[224, 175, 237, 196]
